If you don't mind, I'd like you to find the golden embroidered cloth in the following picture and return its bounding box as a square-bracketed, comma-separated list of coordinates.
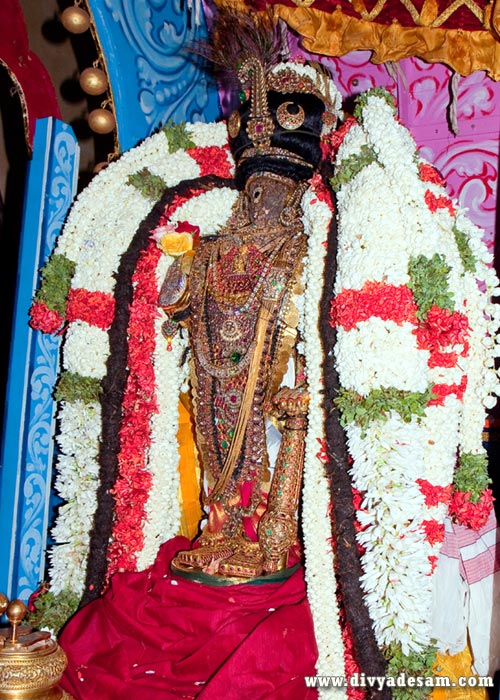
[217, 0, 500, 79]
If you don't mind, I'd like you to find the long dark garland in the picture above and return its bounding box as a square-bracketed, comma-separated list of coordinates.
[319, 203, 391, 700]
[79, 174, 235, 608]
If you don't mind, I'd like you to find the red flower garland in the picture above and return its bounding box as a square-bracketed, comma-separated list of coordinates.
[316, 437, 328, 464]
[66, 288, 116, 329]
[424, 190, 455, 217]
[428, 375, 467, 406]
[331, 282, 418, 331]
[427, 350, 459, 368]
[106, 242, 161, 577]
[418, 163, 446, 188]
[186, 145, 233, 179]
[29, 300, 64, 334]
[421, 519, 445, 545]
[449, 488, 494, 530]
[310, 172, 335, 209]
[414, 305, 469, 369]
[321, 116, 357, 159]
[416, 479, 453, 507]
[341, 610, 366, 700]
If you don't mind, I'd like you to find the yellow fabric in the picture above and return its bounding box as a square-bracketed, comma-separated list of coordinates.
[274, 5, 500, 80]
[433, 646, 488, 700]
[213, 1, 500, 80]
[177, 399, 202, 540]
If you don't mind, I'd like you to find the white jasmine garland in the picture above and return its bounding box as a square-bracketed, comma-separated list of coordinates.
[135, 261, 185, 570]
[347, 416, 435, 653]
[300, 186, 346, 697]
[54, 400, 102, 464]
[334, 163, 412, 290]
[332, 90, 500, 666]
[335, 320, 430, 394]
[49, 540, 94, 596]
[61, 321, 109, 379]
[360, 96, 417, 179]
[56, 130, 172, 266]
[148, 150, 201, 186]
[169, 186, 238, 235]
[421, 400, 461, 487]
[186, 120, 231, 147]
[49, 400, 101, 595]
[456, 234, 500, 453]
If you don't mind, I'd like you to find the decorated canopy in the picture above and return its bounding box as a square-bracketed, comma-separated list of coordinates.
[222, 0, 500, 79]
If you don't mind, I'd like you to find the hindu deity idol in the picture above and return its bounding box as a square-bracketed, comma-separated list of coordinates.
[159, 52, 341, 582]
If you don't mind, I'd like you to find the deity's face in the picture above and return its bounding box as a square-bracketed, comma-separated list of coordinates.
[244, 173, 298, 228]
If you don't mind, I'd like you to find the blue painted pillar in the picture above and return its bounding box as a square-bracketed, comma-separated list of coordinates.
[87, 0, 221, 151]
[0, 118, 79, 601]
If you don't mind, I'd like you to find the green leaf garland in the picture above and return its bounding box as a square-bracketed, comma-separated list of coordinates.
[334, 386, 435, 432]
[407, 254, 455, 322]
[452, 225, 477, 274]
[162, 120, 196, 152]
[384, 642, 438, 700]
[454, 453, 491, 502]
[27, 588, 80, 635]
[330, 145, 379, 192]
[54, 371, 102, 404]
[34, 253, 76, 315]
[127, 168, 167, 201]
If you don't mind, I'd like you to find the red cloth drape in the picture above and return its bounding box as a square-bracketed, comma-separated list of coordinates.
[59, 537, 319, 699]
[0, 0, 60, 150]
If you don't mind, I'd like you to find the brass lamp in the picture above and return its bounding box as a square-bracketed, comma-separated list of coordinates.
[0, 593, 73, 699]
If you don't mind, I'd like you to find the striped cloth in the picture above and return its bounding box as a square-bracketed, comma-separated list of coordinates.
[434, 511, 500, 676]
[440, 510, 500, 585]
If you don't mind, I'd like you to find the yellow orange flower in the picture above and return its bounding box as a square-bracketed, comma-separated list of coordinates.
[158, 231, 194, 257]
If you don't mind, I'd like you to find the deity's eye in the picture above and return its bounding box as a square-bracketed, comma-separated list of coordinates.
[251, 186, 263, 203]
[276, 101, 305, 130]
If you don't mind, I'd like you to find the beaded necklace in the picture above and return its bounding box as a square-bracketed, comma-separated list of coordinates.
[193, 228, 297, 380]
[189, 223, 306, 511]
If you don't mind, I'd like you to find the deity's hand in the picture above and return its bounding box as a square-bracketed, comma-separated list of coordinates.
[159, 252, 194, 348]
[159, 251, 194, 320]
[269, 386, 310, 420]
